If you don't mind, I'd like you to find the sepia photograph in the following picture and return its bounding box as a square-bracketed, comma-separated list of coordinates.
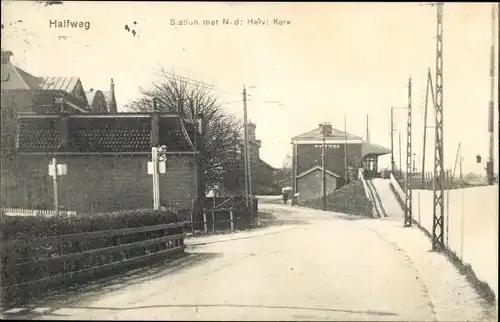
[0, 1, 498, 320]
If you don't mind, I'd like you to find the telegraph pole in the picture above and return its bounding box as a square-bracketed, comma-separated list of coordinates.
[404, 76, 413, 227]
[344, 113, 348, 211]
[242, 86, 250, 207]
[321, 131, 326, 211]
[366, 114, 370, 143]
[390, 107, 395, 172]
[487, 3, 496, 185]
[422, 68, 435, 187]
[398, 131, 402, 173]
[320, 123, 332, 211]
[432, 2, 445, 251]
[50, 158, 59, 215]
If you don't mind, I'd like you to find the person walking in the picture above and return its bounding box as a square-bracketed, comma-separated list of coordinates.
[282, 191, 289, 204]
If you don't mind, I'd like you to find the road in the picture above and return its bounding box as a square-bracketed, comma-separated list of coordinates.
[5, 203, 495, 321]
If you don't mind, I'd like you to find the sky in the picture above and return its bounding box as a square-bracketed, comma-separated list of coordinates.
[2, 1, 498, 174]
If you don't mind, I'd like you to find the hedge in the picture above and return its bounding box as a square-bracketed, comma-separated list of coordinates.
[0, 209, 183, 307]
[1, 209, 180, 241]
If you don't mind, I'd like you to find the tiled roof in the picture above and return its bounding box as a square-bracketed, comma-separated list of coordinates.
[292, 126, 362, 141]
[17, 118, 61, 151]
[40, 77, 79, 93]
[16, 114, 199, 153]
[67, 117, 152, 152]
[159, 117, 195, 151]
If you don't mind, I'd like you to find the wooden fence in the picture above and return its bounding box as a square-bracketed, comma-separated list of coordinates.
[2, 208, 77, 217]
[392, 170, 486, 190]
[0, 221, 186, 307]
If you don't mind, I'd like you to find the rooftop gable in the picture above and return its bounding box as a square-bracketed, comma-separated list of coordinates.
[292, 125, 362, 142]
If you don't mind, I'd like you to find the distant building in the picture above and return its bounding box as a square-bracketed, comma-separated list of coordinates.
[217, 121, 278, 196]
[84, 79, 118, 113]
[1, 50, 118, 115]
[246, 122, 278, 195]
[291, 124, 390, 202]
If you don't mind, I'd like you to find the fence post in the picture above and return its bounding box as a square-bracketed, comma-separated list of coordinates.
[203, 210, 208, 234]
[230, 210, 234, 231]
[212, 211, 215, 233]
[460, 187, 464, 260]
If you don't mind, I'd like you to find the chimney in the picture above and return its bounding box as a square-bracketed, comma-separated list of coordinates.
[108, 78, 118, 113]
[1, 50, 13, 64]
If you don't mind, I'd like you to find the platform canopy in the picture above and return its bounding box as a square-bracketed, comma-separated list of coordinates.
[361, 142, 391, 159]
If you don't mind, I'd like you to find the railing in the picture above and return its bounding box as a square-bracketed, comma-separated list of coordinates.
[358, 168, 372, 201]
[0, 221, 186, 306]
[184, 207, 256, 235]
[202, 208, 237, 233]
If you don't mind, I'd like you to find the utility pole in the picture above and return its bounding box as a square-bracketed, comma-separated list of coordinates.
[344, 113, 348, 183]
[487, 3, 496, 185]
[151, 98, 160, 210]
[50, 158, 59, 215]
[344, 113, 348, 211]
[151, 146, 160, 210]
[391, 107, 395, 173]
[320, 123, 332, 211]
[399, 131, 402, 174]
[453, 142, 461, 185]
[366, 114, 370, 143]
[404, 76, 413, 227]
[422, 68, 435, 187]
[321, 131, 327, 211]
[242, 86, 250, 207]
[432, 2, 445, 251]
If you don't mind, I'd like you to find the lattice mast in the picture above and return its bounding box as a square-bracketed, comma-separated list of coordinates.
[432, 2, 445, 251]
[487, 3, 497, 185]
[404, 76, 413, 227]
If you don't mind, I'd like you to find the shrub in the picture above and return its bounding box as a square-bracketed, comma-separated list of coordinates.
[1, 209, 180, 241]
[302, 180, 373, 216]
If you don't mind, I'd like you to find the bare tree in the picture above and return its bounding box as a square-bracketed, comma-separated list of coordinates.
[126, 69, 246, 193]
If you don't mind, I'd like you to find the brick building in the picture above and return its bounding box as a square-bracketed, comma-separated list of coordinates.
[2, 113, 201, 213]
[291, 124, 390, 202]
[246, 122, 277, 195]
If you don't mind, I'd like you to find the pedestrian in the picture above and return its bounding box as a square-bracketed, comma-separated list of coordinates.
[283, 191, 289, 204]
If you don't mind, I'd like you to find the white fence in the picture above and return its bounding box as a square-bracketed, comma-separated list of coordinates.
[2, 208, 77, 217]
[389, 174, 499, 301]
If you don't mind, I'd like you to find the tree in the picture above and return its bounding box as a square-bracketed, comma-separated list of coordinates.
[126, 69, 246, 193]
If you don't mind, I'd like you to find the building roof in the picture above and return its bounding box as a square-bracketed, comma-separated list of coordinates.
[1, 62, 43, 90]
[292, 125, 362, 142]
[16, 114, 199, 154]
[85, 90, 98, 106]
[361, 141, 391, 158]
[259, 159, 276, 171]
[40, 77, 79, 92]
[297, 165, 341, 178]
